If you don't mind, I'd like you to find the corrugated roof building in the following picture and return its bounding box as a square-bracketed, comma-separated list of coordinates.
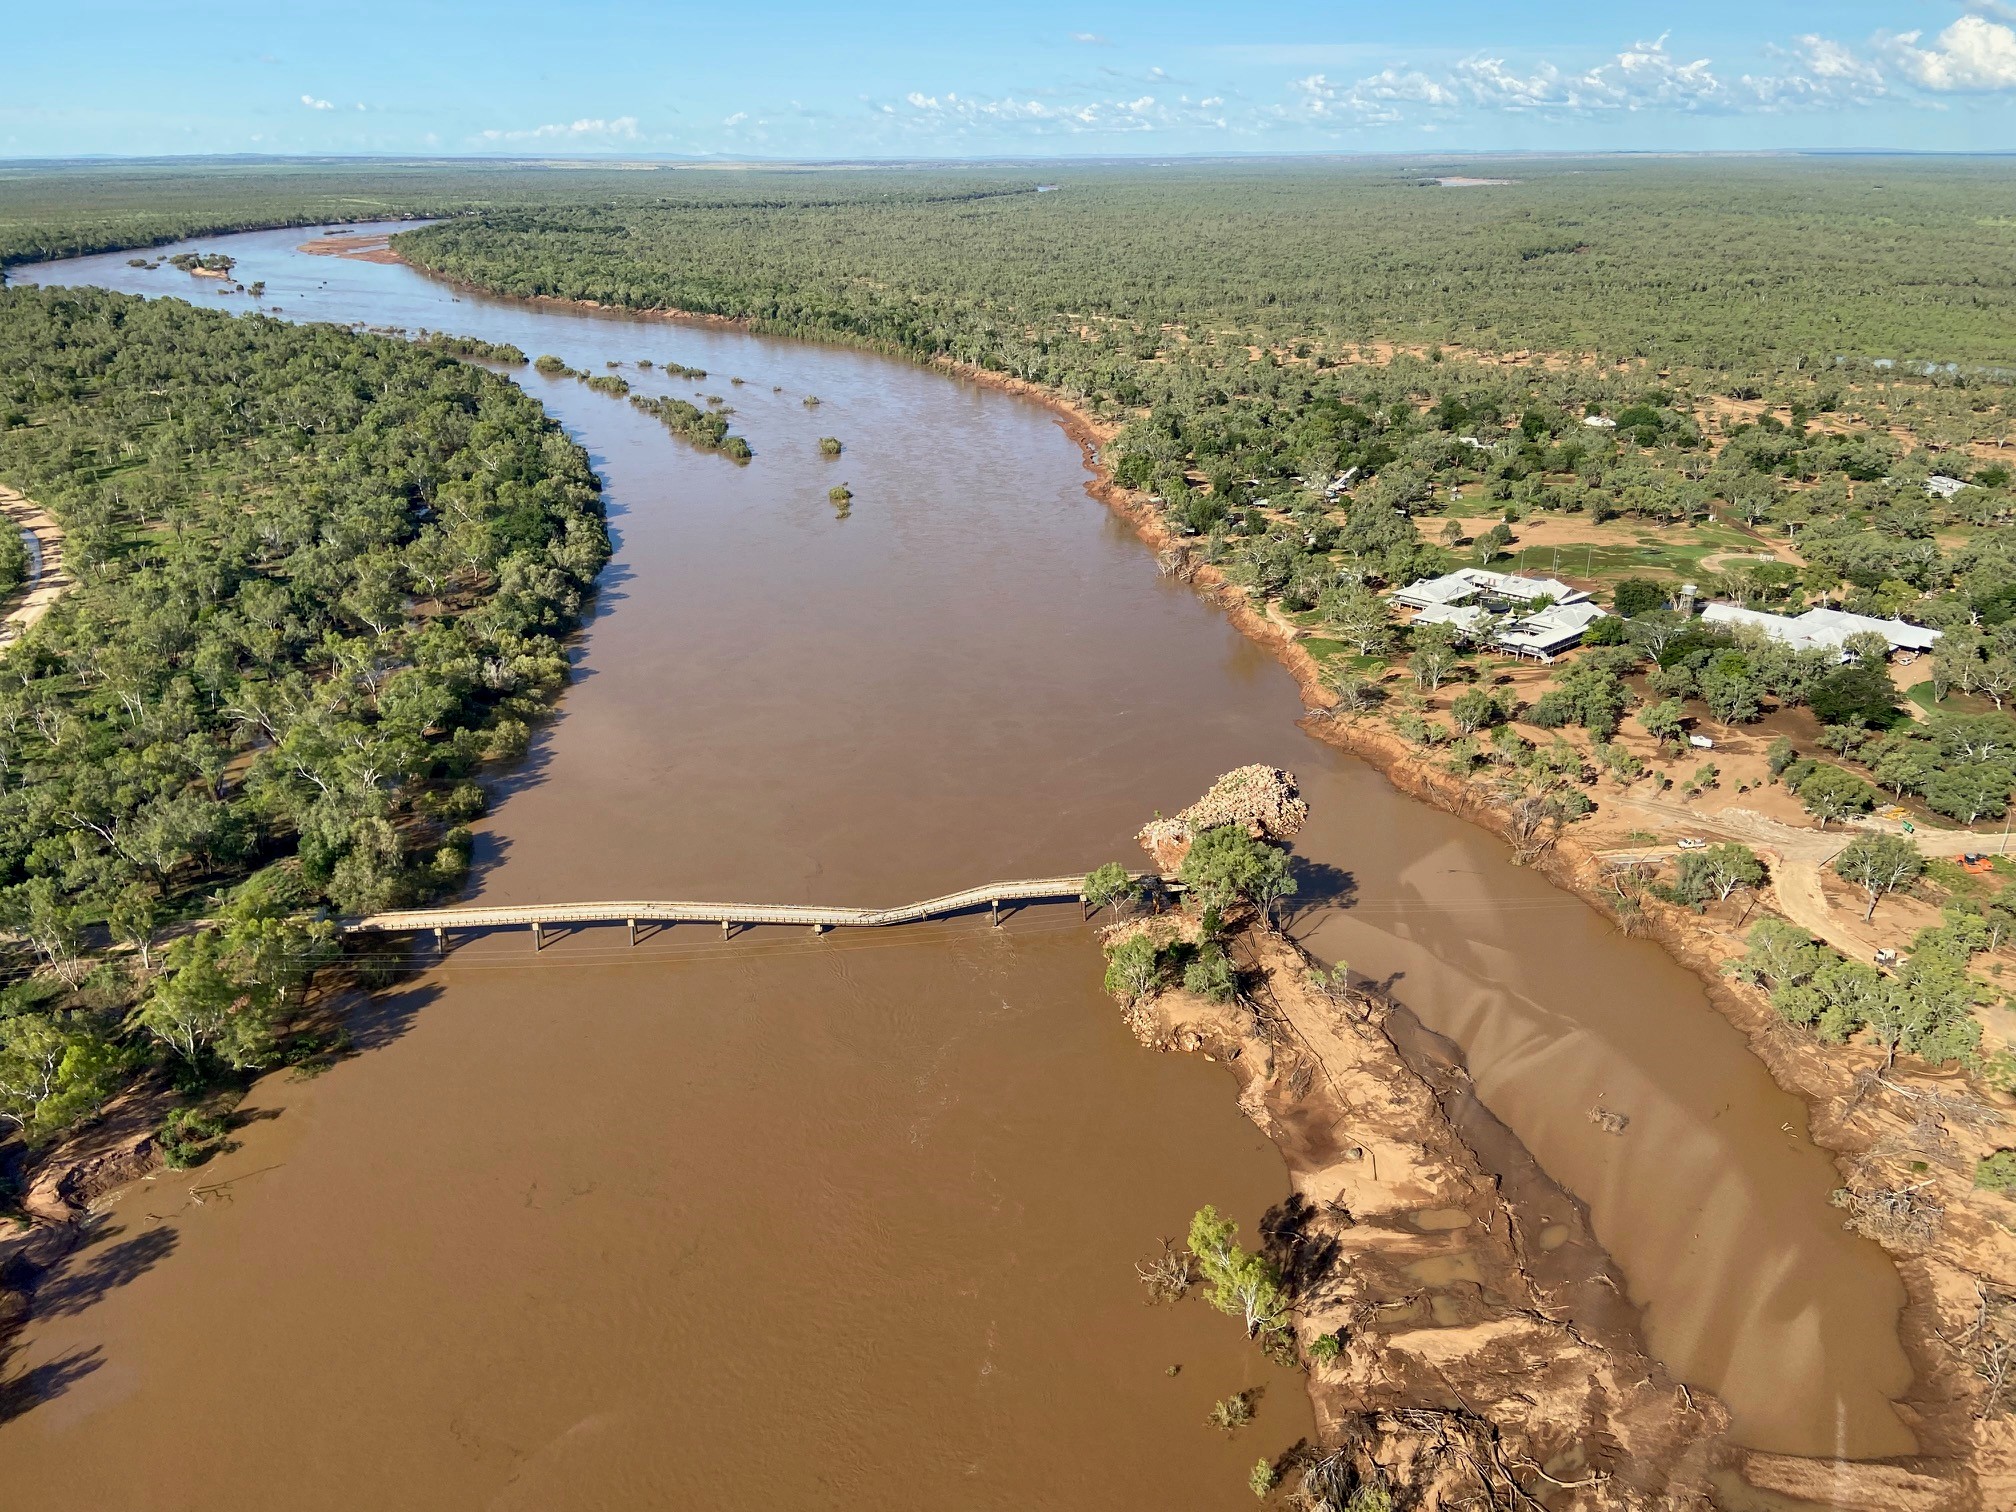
[1700, 602, 1942, 657]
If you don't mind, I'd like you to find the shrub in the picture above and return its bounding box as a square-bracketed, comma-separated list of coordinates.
[1207, 1391, 1256, 1432]
[1102, 934, 1164, 1003]
[1183, 943, 1238, 1002]
[159, 1106, 231, 1169]
[1977, 1149, 2016, 1196]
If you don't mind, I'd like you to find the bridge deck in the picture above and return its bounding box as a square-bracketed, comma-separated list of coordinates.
[346, 873, 1166, 938]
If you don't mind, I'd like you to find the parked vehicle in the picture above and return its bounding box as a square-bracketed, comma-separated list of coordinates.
[1676, 837, 1707, 850]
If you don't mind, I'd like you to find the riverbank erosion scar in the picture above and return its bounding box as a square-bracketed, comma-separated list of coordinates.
[1126, 912, 1728, 1508]
[1127, 910, 1983, 1510]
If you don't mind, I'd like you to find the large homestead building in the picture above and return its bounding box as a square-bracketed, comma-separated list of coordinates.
[1390, 567, 1592, 612]
[1390, 568, 1607, 662]
[1699, 603, 1943, 659]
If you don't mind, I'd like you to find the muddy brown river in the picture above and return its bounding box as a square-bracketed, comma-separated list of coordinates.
[1, 227, 1914, 1505]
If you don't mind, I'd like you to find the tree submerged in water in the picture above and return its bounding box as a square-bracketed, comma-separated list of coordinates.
[1189, 1204, 1286, 1339]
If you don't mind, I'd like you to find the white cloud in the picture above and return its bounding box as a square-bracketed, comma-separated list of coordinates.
[1070, 32, 1108, 46]
[1455, 35, 1728, 113]
[1286, 31, 1896, 129]
[300, 94, 335, 111]
[1742, 34, 1888, 108]
[891, 89, 1229, 135]
[1888, 16, 2016, 91]
[478, 115, 641, 143]
[723, 111, 748, 126]
[1289, 69, 1456, 126]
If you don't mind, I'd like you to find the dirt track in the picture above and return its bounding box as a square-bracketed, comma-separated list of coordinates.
[0, 485, 68, 647]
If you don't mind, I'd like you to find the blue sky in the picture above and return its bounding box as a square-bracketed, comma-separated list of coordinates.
[7, 1, 2016, 159]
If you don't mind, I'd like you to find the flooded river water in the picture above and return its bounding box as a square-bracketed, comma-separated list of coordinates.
[0, 225, 1915, 1505]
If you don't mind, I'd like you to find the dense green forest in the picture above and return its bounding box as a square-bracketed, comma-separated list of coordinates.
[395, 157, 2016, 372]
[0, 286, 606, 1140]
[0, 158, 1033, 270]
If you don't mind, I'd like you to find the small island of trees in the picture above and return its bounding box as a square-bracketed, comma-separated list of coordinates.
[167, 251, 234, 276]
[630, 392, 752, 460]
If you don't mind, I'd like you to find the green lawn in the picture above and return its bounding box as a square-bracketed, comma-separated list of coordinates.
[1507, 530, 1768, 582]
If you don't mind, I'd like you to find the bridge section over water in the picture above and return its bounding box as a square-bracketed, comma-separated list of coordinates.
[345, 873, 1169, 950]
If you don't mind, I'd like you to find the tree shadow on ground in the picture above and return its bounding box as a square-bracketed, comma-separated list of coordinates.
[1284, 857, 1356, 925]
[341, 980, 442, 1058]
[1260, 1192, 1342, 1302]
[30, 1217, 178, 1322]
[0, 1343, 102, 1426]
[0, 1208, 182, 1425]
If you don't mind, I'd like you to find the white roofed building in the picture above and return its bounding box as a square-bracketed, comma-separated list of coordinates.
[1496, 601, 1610, 661]
[1410, 598, 1609, 663]
[1391, 567, 1590, 612]
[1700, 602, 1941, 658]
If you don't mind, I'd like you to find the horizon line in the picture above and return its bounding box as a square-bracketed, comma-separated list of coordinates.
[6, 147, 2016, 171]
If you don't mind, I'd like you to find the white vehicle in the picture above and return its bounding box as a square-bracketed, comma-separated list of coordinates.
[1676, 837, 1708, 850]
[1688, 734, 1716, 749]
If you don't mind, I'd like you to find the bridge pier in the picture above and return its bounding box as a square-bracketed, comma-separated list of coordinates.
[627, 919, 636, 947]
[811, 923, 825, 936]
[990, 899, 999, 928]
[721, 919, 731, 940]
[434, 926, 446, 954]
[532, 922, 543, 952]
